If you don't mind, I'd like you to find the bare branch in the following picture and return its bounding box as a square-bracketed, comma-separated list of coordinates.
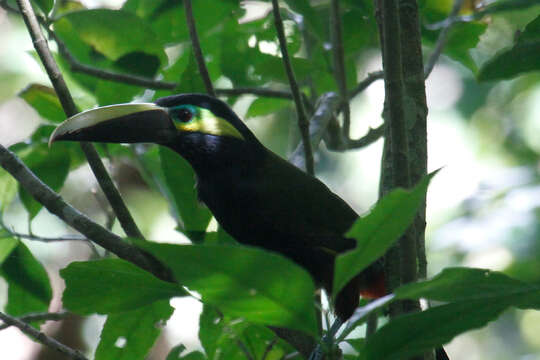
[271, 0, 314, 175]
[0, 311, 87, 360]
[348, 71, 384, 99]
[184, 0, 215, 96]
[330, 0, 351, 139]
[0, 145, 173, 282]
[424, 0, 465, 78]
[0, 311, 70, 331]
[15, 0, 144, 240]
[215, 87, 292, 99]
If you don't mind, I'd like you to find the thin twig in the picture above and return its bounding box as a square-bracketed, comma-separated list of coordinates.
[288, 92, 340, 169]
[0, 144, 173, 282]
[424, 0, 465, 78]
[215, 87, 292, 99]
[15, 0, 144, 241]
[50, 31, 177, 90]
[0, 311, 70, 331]
[330, 0, 351, 140]
[183, 0, 215, 96]
[0, 311, 88, 360]
[271, 0, 314, 175]
[348, 71, 384, 99]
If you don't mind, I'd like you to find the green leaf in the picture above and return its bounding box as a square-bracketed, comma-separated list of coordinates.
[444, 22, 487, 73]
[95, 300, 174, 360]
[54, 9, 166, 65]
[19, 84, 65, 123]
[478, 15, 540, 81]
[199, 305, 294, 360]
[0, 236, 18, 265]
[32, 0, 53, 14]
[1, 241, 52, 317]
[0, 168, 18, 213]
[395, 267, 540, 309]
[361, 299, 508, 360]
[160, 147, 212, 236]
[136, 242, 318, 336]
[333, 171, 438, 295]
[60, 258, 186, 315]
[246, 98, 290, 118]
[15, 143, 70, 220]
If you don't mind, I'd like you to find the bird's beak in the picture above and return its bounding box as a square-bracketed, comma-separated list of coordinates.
[49, 103, 176, 147]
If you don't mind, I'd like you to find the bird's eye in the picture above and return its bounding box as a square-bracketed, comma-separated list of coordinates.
[174, 108, 193, 123]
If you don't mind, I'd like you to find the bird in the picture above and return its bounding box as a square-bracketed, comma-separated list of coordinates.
[49, 93, 385, 321]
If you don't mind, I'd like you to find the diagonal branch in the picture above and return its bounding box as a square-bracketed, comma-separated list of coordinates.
[184, 0, 215, 96]
[15, 0, 144, 240]
[0, 311, 87, 360]
[271, 0, 314, 175]
[0, 144, 173, 282]
[0, 311, 70, 331]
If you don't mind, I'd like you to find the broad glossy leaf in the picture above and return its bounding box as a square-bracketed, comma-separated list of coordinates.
[160, 147, 212, 237]
[19, 84, 65, 123]
[1, 241, 52, 317]
[137, 242, 318, 336]
[32, 0, 53, 14]
[333, 171, 437, 295]
[444, 22, 487, 73]
[396, 267, 540, 309]
[61, 258, 186, 314]
[360, 299, 508, 360]
[95, 300, 174, 360]
[15, 143, 70, 220]
[478, 15, 540, 81]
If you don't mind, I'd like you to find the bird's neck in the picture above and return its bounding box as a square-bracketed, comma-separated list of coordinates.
[166, 134, 265, 180]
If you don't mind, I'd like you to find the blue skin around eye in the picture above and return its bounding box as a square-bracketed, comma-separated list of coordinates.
[170, 105, 199, 123]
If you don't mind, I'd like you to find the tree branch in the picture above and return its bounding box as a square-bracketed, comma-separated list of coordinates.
[424, 0, 465, 78]
[0, 311, 70, 331]
[0, 145, 173, 282]
[271, 0, 314, 175]
[330, 0, 352, 140]
[15, 0, 144, 240]
[184, 0, 215, 96]
[0, 311, 87, 360]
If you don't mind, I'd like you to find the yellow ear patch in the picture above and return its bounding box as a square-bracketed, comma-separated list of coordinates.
[175, 108, 244, 140]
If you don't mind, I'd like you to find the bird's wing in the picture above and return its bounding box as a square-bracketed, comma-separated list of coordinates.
[249, 151, 358, 252]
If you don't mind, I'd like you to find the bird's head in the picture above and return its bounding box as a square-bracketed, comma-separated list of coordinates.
[49, 94, 263, 174]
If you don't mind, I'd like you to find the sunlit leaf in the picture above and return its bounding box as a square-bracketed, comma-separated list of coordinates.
[136, 241, 318, 336]
[61, 258, 186, 314]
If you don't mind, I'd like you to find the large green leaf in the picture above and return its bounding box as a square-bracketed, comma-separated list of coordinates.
[95, 300, 174, 360]
[160, 147, 212, 238]
[0, 236, 18, 265]
[396, 267, 540, 309]
[19, 84, 65, 123]
[14, 143, 70, 220]
[246, 98, 291, 118]
[0, 168, 18, 213]
[54, 9, 166, 64]
[60, 258, 186, 315]
[136, 241, 318, 336]
[333, 171, 437, 295]
[360, 299, 508, 360]
[478, 15, 540, 81]
[1, 241, 52, 317]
